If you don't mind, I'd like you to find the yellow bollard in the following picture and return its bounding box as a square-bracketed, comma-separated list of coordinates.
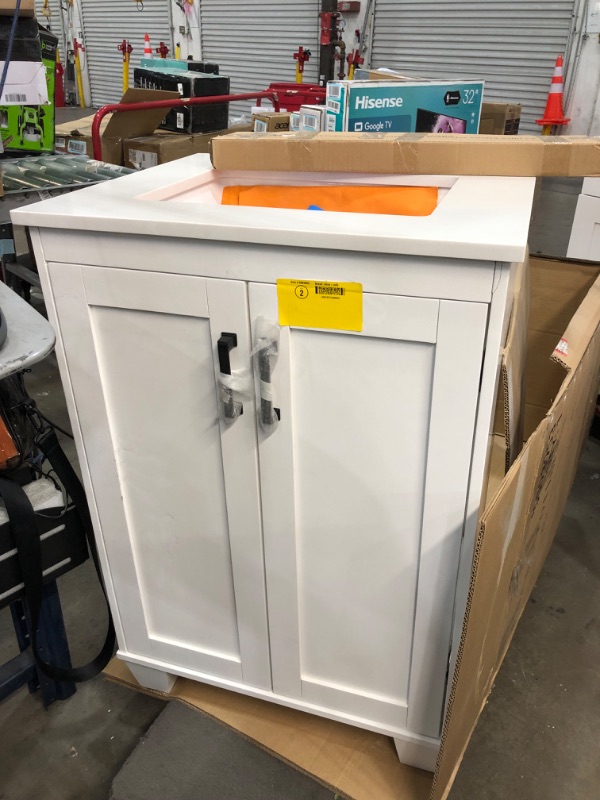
[74, 39, 85, 108]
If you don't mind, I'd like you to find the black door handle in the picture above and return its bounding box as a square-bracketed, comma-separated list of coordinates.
[218, 332, 237, 376]
[217, 332, 242, 420]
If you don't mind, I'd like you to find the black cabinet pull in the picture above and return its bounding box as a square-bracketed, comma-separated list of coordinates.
[218, 332, 237, 376]
[217, 332, 242, 420]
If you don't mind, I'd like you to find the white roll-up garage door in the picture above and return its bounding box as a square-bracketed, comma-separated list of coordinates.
[371, 1, 578, 133]
[200, 1, 320, 108]
[79, 0, 173, 106]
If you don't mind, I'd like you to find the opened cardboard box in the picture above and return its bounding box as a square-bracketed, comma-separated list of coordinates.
[54, 88, 179, 164]
[211, 132, 600, 177]
[123, 125, 252, 170]
[106, 256, 600, 800]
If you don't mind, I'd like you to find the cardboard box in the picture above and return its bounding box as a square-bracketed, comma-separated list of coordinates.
[299, 104, 327, 131]
[0, 61, 47, 106]
[54, 88, 179, 164]
[492, 256, 529, 476]
[124, 125, 251, 170]
[211, 132, 600, 177]
[326, 78, 483, 133]
[252, 112, 290, 133]
[105, 256, 600, 800]
[0, 27, 57, 153]
[479, 102, 521, 135]
[133, 67, 230, 133]
[0, 0, 34, 14]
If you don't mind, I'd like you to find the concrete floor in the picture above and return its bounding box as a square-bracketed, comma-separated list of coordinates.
[0, 178, 598, 800]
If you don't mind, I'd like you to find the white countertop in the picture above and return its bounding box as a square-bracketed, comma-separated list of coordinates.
[12, 154, 536, 263]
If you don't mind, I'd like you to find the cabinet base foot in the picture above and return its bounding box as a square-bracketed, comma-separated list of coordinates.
[394, 737, 439, 772]
[126, 661, 177, 694]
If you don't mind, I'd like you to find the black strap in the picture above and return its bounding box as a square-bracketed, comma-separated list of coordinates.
[0, 428, 116, 682]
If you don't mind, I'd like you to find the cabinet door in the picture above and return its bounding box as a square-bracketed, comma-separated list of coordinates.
[49, 264, 270, 690]
[249, 283, 488, 737]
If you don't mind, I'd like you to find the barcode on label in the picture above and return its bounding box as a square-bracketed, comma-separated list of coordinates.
[327, 99, 340, 113]
[315, 285, 344, 296]
[55, 136, 66, 149]
[5, 93, 27, 103]
[303, 113, 318, 130]
[38, 190, 51, 200]
[67, 139, 87, 154]
[328, 83, 341, 99]
[326, 115, 336, 131]
[176, 112, 185, 129]
[254, 119, 268, 132]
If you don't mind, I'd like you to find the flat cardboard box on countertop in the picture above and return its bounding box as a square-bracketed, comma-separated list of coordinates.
[54, 87, 180, 164]
[106, 256, 600, 800]
[211, 131, 600, 177]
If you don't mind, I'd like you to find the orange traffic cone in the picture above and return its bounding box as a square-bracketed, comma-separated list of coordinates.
[536, 54, 570, 133]
[143, 33, 152, 57]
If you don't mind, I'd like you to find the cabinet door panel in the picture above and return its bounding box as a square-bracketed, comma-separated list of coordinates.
[48, 264, 270, 688]
[249, 283, 487, 736]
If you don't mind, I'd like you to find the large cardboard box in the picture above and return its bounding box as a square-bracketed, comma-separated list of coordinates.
[211, 131, 600, 177]
[54, 88, 179, 165]
[326, 78, 483, 134]
[479, 102, 521, 135]
[106, 257, 600, 800]
[123, 125, 251, 170]
[0, 27, 57, 153]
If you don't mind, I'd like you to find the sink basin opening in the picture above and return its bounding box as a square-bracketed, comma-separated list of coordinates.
[138, 169, 457, 216]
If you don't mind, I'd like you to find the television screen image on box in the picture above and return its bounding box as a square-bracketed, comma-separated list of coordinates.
[416, 108, 467, 134]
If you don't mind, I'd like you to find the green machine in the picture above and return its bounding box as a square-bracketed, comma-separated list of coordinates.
[0, 27, 58, 153]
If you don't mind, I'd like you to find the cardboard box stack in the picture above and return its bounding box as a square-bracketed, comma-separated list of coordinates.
[54, 88, 180, 165]
[123, 124, 251, 170]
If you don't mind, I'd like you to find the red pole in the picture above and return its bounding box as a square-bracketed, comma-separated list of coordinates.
[91, 91, 281, 160]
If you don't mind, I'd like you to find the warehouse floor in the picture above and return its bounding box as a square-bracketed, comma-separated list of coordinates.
[0, 176, 598, 800]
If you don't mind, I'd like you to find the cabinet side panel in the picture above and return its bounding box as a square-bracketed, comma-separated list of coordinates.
[407, 300, 489, 738]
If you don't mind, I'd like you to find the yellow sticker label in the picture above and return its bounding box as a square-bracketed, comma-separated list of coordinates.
[276, 279, 363, 332]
